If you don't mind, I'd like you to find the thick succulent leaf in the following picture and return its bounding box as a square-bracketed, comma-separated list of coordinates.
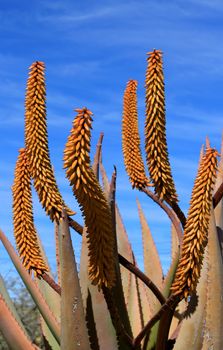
[202, 207, 223, 350]
[100, 159, 152, 340]
[214, 137, 223, 258]
[59, 210, 91, 350]
[0, 275, 27, 334]
[0, 229, 60, 344]
[137, 279, 153, 327]
[137, 199, 163, 314]
[170, 224, 180, 262]
[37, 279, 60, 350]
[125, 252, 154, 339]
[99, 161, 110, 198]
[79, 227, 117, 350]
[162, 252, 179, 298]
[127, 256, 143, 337]
[173, 250, 208, 349]
[145, 247, 180, 349]
[85, 289, 100, 350]
[162, 251, 181, 340]
[108, 168, 133, 343]
[35, 225, 60, 349]
[54, 222, 61, 284]
[115, 205, 134, 302]
[0, 294, 39, 350]
[100, 161, 133, 302]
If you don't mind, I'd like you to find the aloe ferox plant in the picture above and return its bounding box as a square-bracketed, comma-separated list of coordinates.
[0, 49, 222, 350]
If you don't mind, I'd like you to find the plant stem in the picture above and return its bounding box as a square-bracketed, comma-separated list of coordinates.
[132, 295, 180, 348]
[213, 181, 223, 208]
[118, 255, 166, 305]
[68, 220, 166, 305]
[42, 273, 61, 296]
[142, 188, 183, 244]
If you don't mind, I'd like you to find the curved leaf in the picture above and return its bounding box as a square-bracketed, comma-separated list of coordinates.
[202, 207, 223, 349]
[0, 294, 39, 350]
[59, 210, 90, 350]
[0, 229, 60, 344]
[0, 275, 27, 334]
[35, 225, 60, 350]
[173, 250, 208, 349]
[137, 199, 163, 314]
[79, 227, 117, 350]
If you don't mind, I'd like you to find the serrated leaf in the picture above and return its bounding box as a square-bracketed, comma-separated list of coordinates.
[0, 229, 60, 344]
[214, 135, 223, 230]
[214, 136, 223, 261]
[137, 279, 153, 327]
[145, 246, 180, 349]
[202, 207, 223, 350]
[127, 253, 143, 337]
[37, 279, 60, 350]
[108, 167, 133, 345]
[0, 274, 27, 334]
[137, 199, 163, 314]
[171, 224, 180, 262]
[173, 250, 208, 349]
[35, 224, 60, 349]
[59, 210, 90, 350]
[100, 161, 133, 303]
[79, 227, 117, 350]
[0, 293, 39, 350]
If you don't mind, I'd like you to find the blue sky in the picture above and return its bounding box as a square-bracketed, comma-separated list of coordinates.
[0, 0, 223, 279]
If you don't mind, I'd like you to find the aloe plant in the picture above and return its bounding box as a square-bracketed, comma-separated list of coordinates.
[0, 50, 222, 350]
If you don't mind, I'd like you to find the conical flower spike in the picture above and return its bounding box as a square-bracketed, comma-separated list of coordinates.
[25, 61, 75, 223]
[145, 49, 178, 204]
[12, 148, 48, 276]
[122, 80, 150, 189]
[171, 147, 219, 300]
[64, 107, 116, 289]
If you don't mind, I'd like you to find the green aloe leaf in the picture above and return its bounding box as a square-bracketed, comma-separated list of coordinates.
[59, 210, 91, 350]
[35, 224, 60, 349]
[202, 207, 223, 349]
[173, 250, 208, 349]
[137, 199, 163, 313]
[0, 274, 27, 334]
[37, 278, 60, 350]
[0, 293, 40, 350]
[214, 136, 223, 258]
[170, 224, 180, 262]
[145, 239, 180, 349]
[79, 227, 117, 350]
[100, 161, 133, 302]
[0, 229, 60, 344]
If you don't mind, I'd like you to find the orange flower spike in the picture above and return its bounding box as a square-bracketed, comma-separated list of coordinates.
[64, 107, 116, 289]
[145, 50, 178, 205]
[122, 80, 151, 190]
[12, 148, 48, 277]
[25, 61, 75, 223]
[171, 147, 218, 299]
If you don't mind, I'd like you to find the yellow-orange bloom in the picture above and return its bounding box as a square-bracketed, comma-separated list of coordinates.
[145, 50, 178, 205]
[64, 107, 116, 289]
[12, 148, 48, 276]
[171, 147, 218, 299]
[122, 80, 150, 190]
[25, 61, 75, 223]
